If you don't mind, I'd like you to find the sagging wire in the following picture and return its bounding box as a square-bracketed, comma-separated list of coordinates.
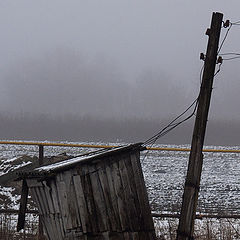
[199, 64, 204, 84]
[218, 53, 240, 61]
[214, 61, 223, 77]
[143, 98, 199, 147]
[218, 19, 240, 62]
[218, 20, 232, 54]
[141, 97, 199, 163]
[141, 19, 232, 160]
[231, 20, 240, 25]
[220, 53, 240, 56]
[222, 56, 240, 61]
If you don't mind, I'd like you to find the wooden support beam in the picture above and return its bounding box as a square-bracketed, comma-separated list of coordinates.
[177, 12, 223, 240]
[17, 179, 29, 231]
[39, 145, 44, 166]
[38, 144, 45, 239]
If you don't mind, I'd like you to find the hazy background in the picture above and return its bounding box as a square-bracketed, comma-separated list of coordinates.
[1, 1, 240, 145]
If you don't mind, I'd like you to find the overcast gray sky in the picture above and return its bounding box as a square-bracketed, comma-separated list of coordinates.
[1, 1, 240, 143]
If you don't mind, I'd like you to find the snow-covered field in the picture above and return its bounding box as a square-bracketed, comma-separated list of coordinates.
[0, 141, 240, 215]
[142, 144, 240, 214]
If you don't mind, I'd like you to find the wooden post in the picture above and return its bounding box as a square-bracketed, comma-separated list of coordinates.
[177, 12, 223, 239]
[17, 179, 29, 231]
[39, 145, 44, 166]
[38, 145, 45, 240]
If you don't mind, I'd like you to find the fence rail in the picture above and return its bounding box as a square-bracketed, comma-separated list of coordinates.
[1, 209, 240, 220]
[0, 140, 240, 153]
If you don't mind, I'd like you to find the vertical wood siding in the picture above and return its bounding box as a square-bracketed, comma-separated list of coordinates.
[27, 150, 156, 240]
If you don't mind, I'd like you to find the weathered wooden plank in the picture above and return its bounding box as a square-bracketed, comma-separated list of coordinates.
[34, 187, 52, 239]
[131, 232, 139, 240]
[70, 170, 83, 230]
[123, 232, 132, 240]
[38, 186, 50, 215]
[65, 230, 75, 240]
[80, 165, 98, 233]
[62, 170, 81, 229]
[49, 180, 65, 238]
[27, 179, 45, 234]
[56, 174, 71, 233]
[101, 231, 109, 240]
[39, 218, 51, 240]
[88, 164, 108, 232]
[29, 188, 43, 215]
[49, 214, 64, 240]
[57, 214, 65, 239]
[130, 153, 155, 231]
[87, 233, 107, 240]
[123, 155, 142, 231]
[97, 160, 119, 232]
[118, 155, 139, 231]
[49, 214, 63, 240]
[78, 234, 88, 240]
[138, 231, 150, 240]
[42, 180, 55, 214]
[49, 180, 61, 214]
[47, 214, 60, 240]
[111, 159, 129, 231]
[30, 187, 51, 239]
[37, 186, 57, 239]
[35, 187, 47, 215]
[26, 179, 44, 188]
[38, 183, 61, 239]
[72, 173, 89, 233]
[105, 162, 122, 232]
[108, 232, 125, 240]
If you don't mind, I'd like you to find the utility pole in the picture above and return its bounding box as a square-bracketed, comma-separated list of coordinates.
[177, 12, 223, 239]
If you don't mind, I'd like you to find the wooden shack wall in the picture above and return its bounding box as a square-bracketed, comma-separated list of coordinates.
[27, 150, 156, 240]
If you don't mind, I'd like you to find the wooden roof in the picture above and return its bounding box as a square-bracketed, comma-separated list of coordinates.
[17, 143, 144, 177]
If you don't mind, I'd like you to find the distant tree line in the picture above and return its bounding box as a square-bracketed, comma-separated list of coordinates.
[0, 113, 239, 146]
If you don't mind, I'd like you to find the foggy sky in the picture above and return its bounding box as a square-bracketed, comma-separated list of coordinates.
[1, 1, 240, 145]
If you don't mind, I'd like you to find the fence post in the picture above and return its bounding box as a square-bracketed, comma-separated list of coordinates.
[38, 145, 44, 166]
[17, 179, 29, 231]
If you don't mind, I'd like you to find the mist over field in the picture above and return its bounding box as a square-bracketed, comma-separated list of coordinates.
[1, 1, 240, 145]
[1, 108, 240, 146]
[1, 47, 240, 146]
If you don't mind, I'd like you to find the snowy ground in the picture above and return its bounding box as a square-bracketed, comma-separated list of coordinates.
[141, 144, 240, 214]
[0, 141, 240, 215]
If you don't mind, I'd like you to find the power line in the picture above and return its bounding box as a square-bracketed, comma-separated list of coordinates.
[218, 22, 232, 54]
[143, 62, 205, 147]
[214, 62, 223, 76]
[140, 97, 199, 164]
[199, 64, 204, 84]
[231, 20, 240, 25]
[142, 17, 235, 151]
[220, 53, 240, 56]
[222, 56, 240, 61]
[218, 53, 240, 61]
[217, 20, 240, 61]
[143, 97, 199, 147]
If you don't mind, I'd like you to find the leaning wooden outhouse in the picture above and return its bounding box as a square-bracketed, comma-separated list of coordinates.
[18, 143, 156, 240]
